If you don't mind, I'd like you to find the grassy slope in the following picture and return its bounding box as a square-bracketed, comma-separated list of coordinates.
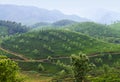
[63, 22, 120, 41]
[1, 29, 120, 59]
[109, 22, 120, 31]
[21, 71, 52, 82]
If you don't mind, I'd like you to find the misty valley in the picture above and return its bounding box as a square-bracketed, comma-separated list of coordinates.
[0, 4, 120, 82]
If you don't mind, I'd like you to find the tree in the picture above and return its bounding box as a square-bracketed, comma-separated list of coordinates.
[71, 53, 95, 82]
[47, 56, 53, 62]
[108, 54, 112, 60]
[38, 64, 44, 72]
[95, 58, 103, 64]
[0, 55, 22, 82]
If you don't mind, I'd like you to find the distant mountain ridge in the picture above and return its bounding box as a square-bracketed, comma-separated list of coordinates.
[88, 9, 120, 24]
[0, 4, 89, 25]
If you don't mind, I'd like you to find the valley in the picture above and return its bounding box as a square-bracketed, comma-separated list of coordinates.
[0, 3, 120, 82]
[0, 20, 120, 81]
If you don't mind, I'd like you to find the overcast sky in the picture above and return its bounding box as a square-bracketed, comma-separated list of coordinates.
[0, 0, 120, 18]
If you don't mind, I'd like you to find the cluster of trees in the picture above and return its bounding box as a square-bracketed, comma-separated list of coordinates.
[0, 56, 23, 82]
[1, 53, 120, 82]
[0, 20, 28, 35]
[50, 53, 120, 82]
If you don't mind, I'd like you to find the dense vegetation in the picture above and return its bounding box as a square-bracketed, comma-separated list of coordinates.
[1, 29, 120, 59]
[52, 19, 77, 27]
[31, 19, 77, 29]
[42, 53, 120, 82]
[31, 22, 120, 43]
[0, 20, 28, 38]
[110, 21, 120, 31]
[0, 19, 120, 82]
[0, 56, 23, 82]
[63, 22, 120, 43]
[0, 49, 22, 60]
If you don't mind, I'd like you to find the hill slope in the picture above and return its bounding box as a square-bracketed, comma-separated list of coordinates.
[1, 30, 119, 59]
[64, 22, 120, 43]
[109, 22, 120, 31]
[31, 19, 77, 29]
[52, 19, 77, 27]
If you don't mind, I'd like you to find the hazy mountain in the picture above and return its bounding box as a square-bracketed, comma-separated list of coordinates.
[88, 9, 120, 24]
[0, 4, 89, 25]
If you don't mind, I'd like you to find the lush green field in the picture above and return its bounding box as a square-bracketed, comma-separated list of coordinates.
[63, 22, 120, 42]
[18, 61, 62, 74]
[2, 29, 120, 59]
[21, 71, 52, 82]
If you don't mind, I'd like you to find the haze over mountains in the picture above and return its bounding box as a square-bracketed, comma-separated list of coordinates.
[0, 4, 89, 25]
[0, 4, 120, 25]
[89, 9, 120, 24]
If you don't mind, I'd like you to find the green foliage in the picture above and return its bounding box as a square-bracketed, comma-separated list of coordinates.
[0, 56, 23, 82]
[108, 54, 112, 60]
[0, 49, 22, 60]
[109, 21, 120, 31]
[64, 22, 120, 43]
[2, 29, 120, 59]
[90, 64, 120, 82]
[38, 64, 45, 72]
[95, 58, 103, 64]
[47, 56, 53, 62]
[17, 61, 62, 74]
[0, 20, 28, 41]
[71, 53, 95, 82]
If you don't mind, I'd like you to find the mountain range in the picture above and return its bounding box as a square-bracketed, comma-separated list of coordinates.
[0, 4, 89, 25]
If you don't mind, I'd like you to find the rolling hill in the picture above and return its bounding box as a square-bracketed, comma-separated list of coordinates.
[109, 22, 120, 31]
[1, 29, 120, 59]
[52, 19, 77, 27]
[64, 22, 120, 43]
[31, 19, 77, 29]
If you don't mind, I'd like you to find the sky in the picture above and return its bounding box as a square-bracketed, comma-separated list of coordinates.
[0, 0, 120, 18]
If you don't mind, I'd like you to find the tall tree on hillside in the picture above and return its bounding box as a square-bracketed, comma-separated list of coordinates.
[71, 53, 95, 82]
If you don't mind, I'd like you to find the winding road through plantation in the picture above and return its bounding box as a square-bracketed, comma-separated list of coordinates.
[0, 47, 120, 62]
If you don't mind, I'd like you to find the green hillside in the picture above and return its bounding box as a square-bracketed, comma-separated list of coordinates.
[31, 19, 77, 29]
[52, 19, 77, 27]
[109, 22, 120, 31]
[0, 26, 8, 36]
[64, 22, 120, 43]
[1, 29, 120, 59]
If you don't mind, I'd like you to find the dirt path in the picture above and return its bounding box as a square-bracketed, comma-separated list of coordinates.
[0, 47, 29, 61]
[1, 47, 120, 62]
[88, 52, 120, 57]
